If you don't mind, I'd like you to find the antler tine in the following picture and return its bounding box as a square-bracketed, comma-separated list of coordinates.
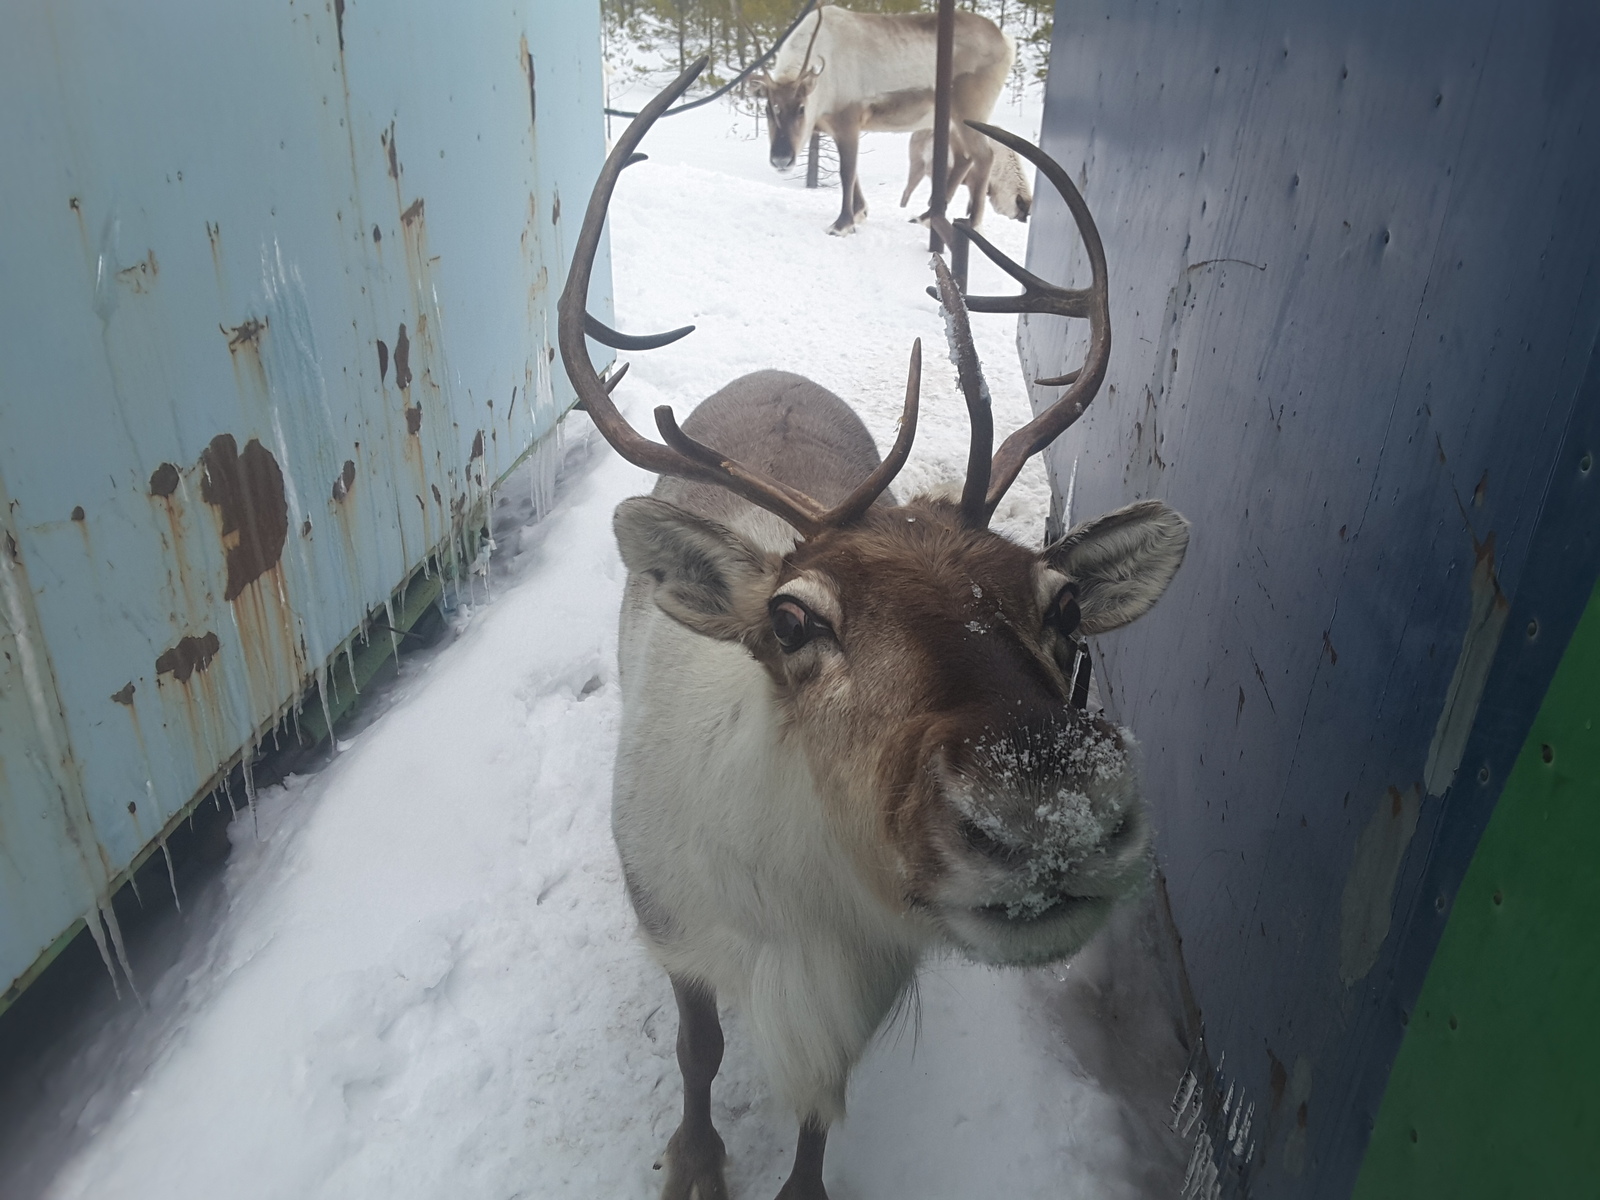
[558, 58, 839, 538]
[820, 338, 921, 525]
[930, 256, 992, 527]
[958, 120, 1112, 521]
[585, 313, 695, 352]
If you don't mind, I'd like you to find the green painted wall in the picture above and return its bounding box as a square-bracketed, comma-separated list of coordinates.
[1353, 579, 1600, 1198]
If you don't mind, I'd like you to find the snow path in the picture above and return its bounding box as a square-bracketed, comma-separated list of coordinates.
[32, 85, 1153, 1200]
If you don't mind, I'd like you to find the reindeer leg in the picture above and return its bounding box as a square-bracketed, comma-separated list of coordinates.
[901, 129, 929, 208]
[829, 125, 862, 235]
[773, 1118, 830, 1200]
[660, 975, 729, 1200]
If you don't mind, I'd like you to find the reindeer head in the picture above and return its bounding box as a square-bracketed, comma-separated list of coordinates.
[560, 61, 1190, 968]
[752, 64, 823, 170]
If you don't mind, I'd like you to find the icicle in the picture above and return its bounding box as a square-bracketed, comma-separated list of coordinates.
[159, 834, 181, 911]
[1222, 1080, 1234, 1117]
[1171, 1070, 1197, 1126]
[1232, 1101, 1254, 1158]
[345, 637, 359, 695]
[221, 773, 238, 820]
[316, 665, 337, 755]
[383, 597, 401, 668]
[1179, 1092, 1203, 1138]
[291, 695, 303, 745]
[241, 737, 260, 838]
[100, 899, 142, 1005]
[126, 864, 144, 908]
[83, 904, 121, 999]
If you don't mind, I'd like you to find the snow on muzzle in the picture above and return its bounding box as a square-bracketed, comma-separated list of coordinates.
[927, 710, 1152, 966]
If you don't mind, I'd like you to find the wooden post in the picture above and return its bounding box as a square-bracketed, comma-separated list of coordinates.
[929, 0, 955, 253]
[806, 130, 821, 188]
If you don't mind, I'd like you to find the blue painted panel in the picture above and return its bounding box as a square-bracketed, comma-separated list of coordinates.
[0, 0, 609, 996]
[1020, 0, 1599, 1194]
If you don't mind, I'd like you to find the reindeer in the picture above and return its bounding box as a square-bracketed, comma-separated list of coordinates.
[559, 61, 1190, 1200]
[902, 126, 1032, 221]
[753, 6, 1027, 235]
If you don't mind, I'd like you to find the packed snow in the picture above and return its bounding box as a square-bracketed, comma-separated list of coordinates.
[1, 70, 1190, 1200]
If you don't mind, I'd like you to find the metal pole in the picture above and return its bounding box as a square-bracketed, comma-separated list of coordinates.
[951, 217, 971, 292]
[929, 0, 954, 253]
[806, 130, 821, 188]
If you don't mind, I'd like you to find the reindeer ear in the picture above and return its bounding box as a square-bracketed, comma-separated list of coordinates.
[614, 497, 777, 641]
[1044, 500, 1189, 634]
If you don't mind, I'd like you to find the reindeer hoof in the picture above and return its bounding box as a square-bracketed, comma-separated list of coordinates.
[827, 222, 857, 237]
[660, 1123, 728, 1200]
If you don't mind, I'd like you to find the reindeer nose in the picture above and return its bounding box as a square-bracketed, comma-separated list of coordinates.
[770, 152, 795, 169]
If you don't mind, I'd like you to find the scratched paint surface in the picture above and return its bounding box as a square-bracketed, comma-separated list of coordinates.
[1020, 1, 1600, 1196]
[0, 0, 611, 998]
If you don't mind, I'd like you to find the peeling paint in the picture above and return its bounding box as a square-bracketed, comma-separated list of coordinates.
[332, 459, 356, 501]
[1340, 784, 1422, 983]
[199, 434, 289, 601]
[1424, 532, 1511, 795]
[394, 323, 412, 389]
[110, 682, 135, 705]
[155, 631, 221, 683]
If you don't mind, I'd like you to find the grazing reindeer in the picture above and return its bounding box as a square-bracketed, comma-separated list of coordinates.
[753, 6, 1023, 235]
[560, 62, 1189, 1200]
[902, 126, 1033, 221]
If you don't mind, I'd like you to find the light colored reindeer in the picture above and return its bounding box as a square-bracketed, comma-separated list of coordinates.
[902, 125, 1033, 221]
[753, 5, 1029, 235]
[559, 62, 1189, 1200]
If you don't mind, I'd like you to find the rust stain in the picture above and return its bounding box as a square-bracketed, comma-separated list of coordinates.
[332, 459, 357, 501]
[199, 434, 288, 601]
[372, 224, 382, 244]
[334, 0, 345, 52]
[116, 249, 159, 292]
[225, 317, 267, 349]
[71, 506, 86, 522]
[431, 483, 443, 505]
[384, 123, 400, 180]
[551, 190, 560, 225]
[406, 406, 423, 435]
[470, 430, 484, 460]
[394, 323, 412, 389]
[302, 518, 313, 537]
[150, 463, 180, 497]
[1322, 631, 1339, 666]
[522, 36, 537, 126]
[155, 631, 221, 682]
[401, 197, 425, 227]
[111, 682, 135, 705]
[377, 338, 389, 382]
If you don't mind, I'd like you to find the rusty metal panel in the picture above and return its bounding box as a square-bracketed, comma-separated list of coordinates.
[0, 0, 610, 999]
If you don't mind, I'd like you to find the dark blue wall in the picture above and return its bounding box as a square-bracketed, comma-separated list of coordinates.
[1020, 1, 1600, 1195]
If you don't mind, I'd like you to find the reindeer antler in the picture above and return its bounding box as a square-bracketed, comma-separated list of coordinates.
[558, 57, 920, 540]
[930, 122, 1111, 528]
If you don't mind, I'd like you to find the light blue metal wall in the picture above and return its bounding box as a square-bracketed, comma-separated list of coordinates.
[0, 0, 611, 999]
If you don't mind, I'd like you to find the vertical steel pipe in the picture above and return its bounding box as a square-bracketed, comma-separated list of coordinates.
[929, 0, 954, 252]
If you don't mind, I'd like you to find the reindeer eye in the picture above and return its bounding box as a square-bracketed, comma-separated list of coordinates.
[771, 598, 816, 652]
[1047, 584, 1081, 638]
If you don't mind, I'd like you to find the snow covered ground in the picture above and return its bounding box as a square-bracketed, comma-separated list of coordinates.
[1, 74, 1190, 1200]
